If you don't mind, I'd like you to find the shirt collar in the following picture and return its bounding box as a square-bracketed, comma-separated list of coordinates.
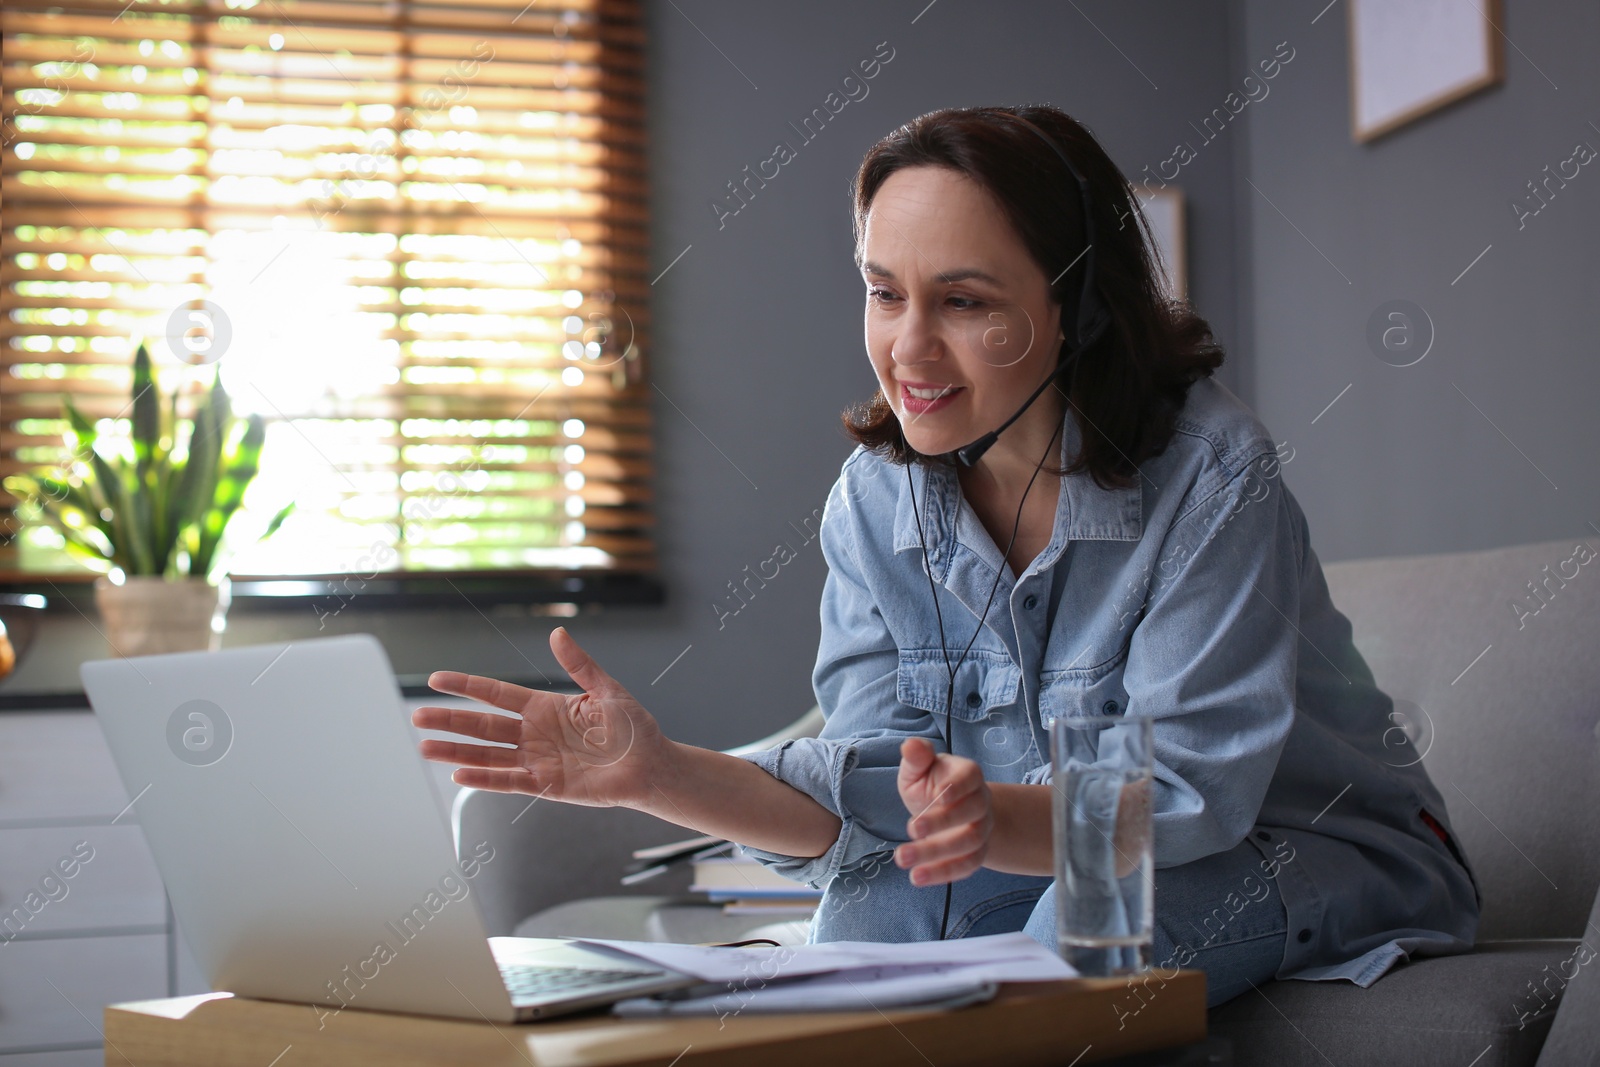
[893, 404, 1144, 578]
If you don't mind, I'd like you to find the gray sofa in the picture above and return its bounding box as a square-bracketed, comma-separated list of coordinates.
[455, 537, 1600, 1065]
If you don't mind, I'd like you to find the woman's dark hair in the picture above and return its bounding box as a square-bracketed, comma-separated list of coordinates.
[843, 103, 1225, 490]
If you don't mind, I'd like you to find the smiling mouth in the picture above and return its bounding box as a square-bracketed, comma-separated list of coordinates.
[903, 384, 961, 400]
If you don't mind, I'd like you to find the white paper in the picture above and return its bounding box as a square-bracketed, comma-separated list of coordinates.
[613, 967, 1001, 1016]
[575, 931, 1075, 991]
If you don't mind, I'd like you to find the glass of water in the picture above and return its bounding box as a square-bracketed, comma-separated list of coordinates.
[1050, 712, 1155, 977]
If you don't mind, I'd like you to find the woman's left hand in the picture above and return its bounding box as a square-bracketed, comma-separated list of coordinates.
[894, 737, 993, 886]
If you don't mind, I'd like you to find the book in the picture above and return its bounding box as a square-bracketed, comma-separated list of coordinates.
[689, 853, 822, 899]
[720, 898, 821, 916]
[631, 835, 725, 862]
[619, 838, 733, 886]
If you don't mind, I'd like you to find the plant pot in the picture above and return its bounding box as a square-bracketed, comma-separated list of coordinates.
[92, 576, 231, 658]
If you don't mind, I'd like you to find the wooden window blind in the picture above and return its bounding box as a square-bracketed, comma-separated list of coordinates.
[0, 0, 655, 593]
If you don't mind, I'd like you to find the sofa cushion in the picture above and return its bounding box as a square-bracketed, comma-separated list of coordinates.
[1209, 940, 1577, 1067]
[1322, 539, 1600, 940]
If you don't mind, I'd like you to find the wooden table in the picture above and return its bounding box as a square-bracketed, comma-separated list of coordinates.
[104, 972, 1206, 1066]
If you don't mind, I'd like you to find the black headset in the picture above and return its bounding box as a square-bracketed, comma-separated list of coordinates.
[901, 109, 1109, 939]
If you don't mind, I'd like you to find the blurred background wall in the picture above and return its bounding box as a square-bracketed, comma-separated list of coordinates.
[1235, 0, 1599, 562]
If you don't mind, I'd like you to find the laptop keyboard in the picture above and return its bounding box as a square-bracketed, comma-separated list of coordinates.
[500, 962, 667, 1002]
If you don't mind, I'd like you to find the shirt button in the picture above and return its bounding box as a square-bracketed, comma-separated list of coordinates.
[1256, 831, 1271, 841]
[1023, 594, 1039, 610]
[1297, 929, 1312, 944]
[1102, 699, 1119, 715]
[966, 691, 982, 709]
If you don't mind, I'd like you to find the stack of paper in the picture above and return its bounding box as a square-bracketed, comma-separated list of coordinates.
[574, 932, 1077, 1016]
[688, 852, 822, 915]
[623, 839, 820, 915]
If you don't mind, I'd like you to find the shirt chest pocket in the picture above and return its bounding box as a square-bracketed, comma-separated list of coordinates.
[1039, 644, 1131, 726]
[897, 647, 1022, 722]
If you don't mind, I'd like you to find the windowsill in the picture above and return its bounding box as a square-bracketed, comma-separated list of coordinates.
[0, 569, 666, 613]
[0, 674, 581, 712]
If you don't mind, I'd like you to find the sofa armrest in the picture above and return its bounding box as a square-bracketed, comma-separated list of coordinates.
[453, 705, 826, 936]
[454, 788, 695, 936]
[725, 705, 826, 757]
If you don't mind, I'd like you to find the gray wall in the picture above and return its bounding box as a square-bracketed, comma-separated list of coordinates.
[1234, 0, 1600, 563]
[12, 1, 1251, 747]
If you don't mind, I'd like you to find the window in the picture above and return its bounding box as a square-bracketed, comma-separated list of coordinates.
[0, 0, 657, 604]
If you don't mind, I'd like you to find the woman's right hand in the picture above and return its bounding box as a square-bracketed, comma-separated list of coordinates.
[411, 626, 666, 809]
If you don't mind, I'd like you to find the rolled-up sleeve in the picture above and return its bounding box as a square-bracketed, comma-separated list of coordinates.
[1121, 450, 1303, 867]
[736, 471, 942, 887]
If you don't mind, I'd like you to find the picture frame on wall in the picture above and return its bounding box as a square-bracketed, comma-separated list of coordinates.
[1135, 186, 1187, 304]
[1349, 0, 1505, 144]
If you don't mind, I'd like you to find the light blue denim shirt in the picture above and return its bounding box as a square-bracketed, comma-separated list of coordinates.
[738, 375, 1480, 986]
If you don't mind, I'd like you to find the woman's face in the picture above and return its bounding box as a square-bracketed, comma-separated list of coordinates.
[860, 165, 1065, 458]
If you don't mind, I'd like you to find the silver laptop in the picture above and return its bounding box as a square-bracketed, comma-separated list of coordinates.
[81, 633, 696, 1022]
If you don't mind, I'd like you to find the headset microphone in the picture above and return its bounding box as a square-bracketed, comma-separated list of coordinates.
[952, 312, 1106, 467]
[953, 112, 1111, 468]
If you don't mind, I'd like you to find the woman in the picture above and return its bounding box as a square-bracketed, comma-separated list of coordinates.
[414, 104, 1479, 1008]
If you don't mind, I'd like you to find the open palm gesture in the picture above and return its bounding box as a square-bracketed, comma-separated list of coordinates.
[411, 627, 664, 808]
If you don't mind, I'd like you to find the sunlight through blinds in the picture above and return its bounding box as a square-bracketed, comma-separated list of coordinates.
[1, 0, 654, 583]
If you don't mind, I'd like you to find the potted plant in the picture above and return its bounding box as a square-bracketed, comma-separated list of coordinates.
[2, 342, 291, 657]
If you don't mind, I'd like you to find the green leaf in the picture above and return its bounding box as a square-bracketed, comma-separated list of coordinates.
[1, 474, 31, 502]
[222, 414, 267, 500]
[81, 449, 143, 573]
[33, 497, 116, 565]
[99, 452, 152, 576]
[164, 386, 180, 452]
[124, 460, 156, 576]
[56, 537, 115, 569]
[47, 420, 111, 525]
[21, 473, 114, 546]
[192, 412, 263, 575]
[10, 394, 139, 572]
[59, 397, 128, 515]
[262, 500, 296, 541]
[61, 396, 98, 455]
[159, 387, 188, 565]
[131, 341, 159, 481]
[170, 378, 226, 575]
[149, 445, 179, 574]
